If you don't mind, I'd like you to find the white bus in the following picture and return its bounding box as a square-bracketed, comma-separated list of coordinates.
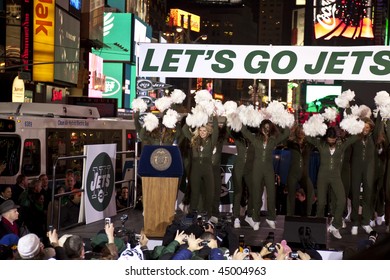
[0, 102, 137, 186]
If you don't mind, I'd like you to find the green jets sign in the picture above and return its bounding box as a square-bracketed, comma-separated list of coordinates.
[86, 152, 114, 211]
[138, 43, 390, 81]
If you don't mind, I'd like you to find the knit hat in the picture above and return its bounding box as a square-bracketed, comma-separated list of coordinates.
[0, 200, 19, 215]
[17, 233, 41, 259]
[0, 233, 19, 248]
[90, 233, 126, 254]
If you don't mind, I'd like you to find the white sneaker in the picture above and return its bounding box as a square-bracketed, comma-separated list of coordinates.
[234, 218, 241, 229]
[369, 220, 376, 227]
[265, 219, 276, 229]
[376, 215, 384, 226]
[328, 224, 342, 239]
[253, 222, 260, 231]
[351, 226, 358, 235]
[245, 216, 255, 227]
[362, 225, 373, 234]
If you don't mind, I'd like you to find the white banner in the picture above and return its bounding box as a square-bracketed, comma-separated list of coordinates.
[83, 143, 117, 224]
[138, 43, 390, 81]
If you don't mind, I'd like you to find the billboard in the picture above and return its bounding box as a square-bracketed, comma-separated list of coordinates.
[92, 13, 132, 62]
[54, 8, 80, 84]
[313, 0, 374, 40]
[33, 0, 55, 82]
[169, 9, 200, 32]
[103, 62, 123, 107]
[133, 16, 151, 63]
[88, 53, 105, 98]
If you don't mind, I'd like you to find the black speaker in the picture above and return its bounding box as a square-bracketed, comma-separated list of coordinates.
[282, 216, 327, 250]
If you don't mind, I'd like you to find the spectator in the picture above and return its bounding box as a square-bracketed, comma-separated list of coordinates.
[171, 232, 226, 260]
[16, 233, 49, 260]
[0, 200, 21, 239]
[0, 185, 12, 204]
[116, 186, 129, 210]
[11, 174, 28, 205]
[62, 234, 85, 260]
[60, 189, 82, 229]
[39, 174, 51, 211]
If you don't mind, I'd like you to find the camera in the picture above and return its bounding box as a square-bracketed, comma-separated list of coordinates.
[199, 240, 209, 246]
[120, 214, 129, 223]
[289, 251, 299, 259]
[267, 243, 276, 252]
[134, 233, 141, 241]
[243, 247, 250, 254]
[105, 217, 111, 225]
[48, 225, 54, 232]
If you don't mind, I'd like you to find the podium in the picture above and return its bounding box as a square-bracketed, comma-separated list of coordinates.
[138, 145, 183, 237]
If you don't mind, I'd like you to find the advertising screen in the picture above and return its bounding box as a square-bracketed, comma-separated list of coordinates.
[92, 13, 132, 62]
[54, 8, 80, 84]
[88, 53, 105, 98]
[103, 62, 123, 108]
[69, 0, 81, 18]
[305, 84, 342, 112]
[313, 0, 374, 40]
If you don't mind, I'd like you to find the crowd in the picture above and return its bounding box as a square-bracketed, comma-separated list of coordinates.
[2, 88, 390, 260]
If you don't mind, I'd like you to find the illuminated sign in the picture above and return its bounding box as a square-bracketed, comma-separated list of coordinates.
[103, 63, 123, 107]
[21, 0, 31, 71]
[33, 0, 55, 82]
[92, 13, 132, 61]
[314, 0, 374, 40]
[12, 76, 25, 102]
[88, 53, 105, 98]
[54, 7, 80, 84]
[170, 9, 200, 32]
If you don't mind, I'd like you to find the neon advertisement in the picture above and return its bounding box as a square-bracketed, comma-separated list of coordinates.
[314, 0, 374, 40]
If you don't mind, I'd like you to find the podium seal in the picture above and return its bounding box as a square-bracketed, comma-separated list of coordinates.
[150, 147, 172, 171]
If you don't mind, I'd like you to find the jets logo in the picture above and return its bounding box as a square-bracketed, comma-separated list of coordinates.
[86, 152, 114, 211]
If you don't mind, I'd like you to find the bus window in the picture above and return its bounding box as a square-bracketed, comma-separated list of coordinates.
[47, 130, 68, 176]
[22, 139, 41, 176]
[0, 136, 21, 176]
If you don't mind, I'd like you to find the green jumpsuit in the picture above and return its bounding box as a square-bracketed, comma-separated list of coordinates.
[350, 133, 376, 227]
[306, 135, 359, 229]
[182, 117, 218, 216]
[241, 125, 290, 223]
[229, 128, 255, 219]
[211, 124, 228, 217]
[286, 139, 315, 216]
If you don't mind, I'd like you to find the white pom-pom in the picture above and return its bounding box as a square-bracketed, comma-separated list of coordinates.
[143, 113, 159, 132]
[226, 112, 242, 132]
[374, 91, 390, 107]
[155, 96, 172, 112]
[223, 101, 238, 115]
[194, 90, 212, 104]
[214, 100, 225, 116]
[131, 98, 148, 113]
[162, 109, 179, 128]
[197, 100, 215, 116]
[186, 106, 209, 128]
[340, 115, 365, 135]
[170, 89, 186, 104]
[335, 89, 355, 108]
[238, 105, 263, 127]
[303, 114, 327, 137]
[379, 104, 390, 119]
[322, 107, 338, 122]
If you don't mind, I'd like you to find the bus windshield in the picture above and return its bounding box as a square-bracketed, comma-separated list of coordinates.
[0, 136, 21, 176]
